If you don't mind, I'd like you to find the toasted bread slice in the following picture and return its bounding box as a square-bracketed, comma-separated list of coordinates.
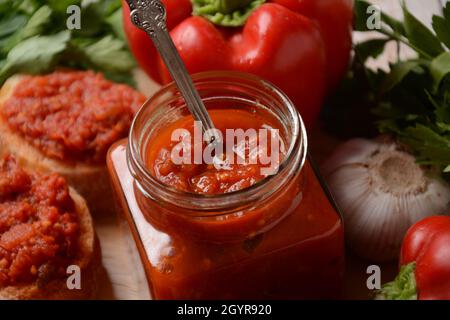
[0, 188, 99, 300]
[0, 75, 113, 216]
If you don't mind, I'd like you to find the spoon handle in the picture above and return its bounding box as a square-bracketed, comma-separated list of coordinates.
[126, 0, 217, 140]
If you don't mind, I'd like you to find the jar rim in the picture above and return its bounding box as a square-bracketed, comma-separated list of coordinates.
[127, 71, 307, 212]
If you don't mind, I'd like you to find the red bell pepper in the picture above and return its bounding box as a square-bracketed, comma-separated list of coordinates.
[381, 216, 450, 300]
[122, 0, 354, 127]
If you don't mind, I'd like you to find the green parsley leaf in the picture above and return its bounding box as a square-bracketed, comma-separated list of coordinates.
[0, 15, 27, 38]
[400, 124, 450, 166]
[381, 61, 421, 92]
[2, 5, 53, 54]
[106, 8, 126, 40]
[0, 31, 71, 84]
[17, 0, 44, 15]
[381, 12, 406, 36]
[402, 4, 444, 57]
[355, 38, 389, 62]
[46, 0, 81, 13]
[432, 2, 450, 50]
[432, 16, 450, 49]
[430, 52, 450, 90]
[20, 5, 52, 39]
[0, 0, 135, 85]
[80, 35, 135, 73]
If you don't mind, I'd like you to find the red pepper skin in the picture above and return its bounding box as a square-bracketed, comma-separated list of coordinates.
[272, 0, 354, 90]
[122, 0, 192, 83]
[162, 4, 327, 127]
[401, 216, 450, 300]
[122, 1, 352, 127]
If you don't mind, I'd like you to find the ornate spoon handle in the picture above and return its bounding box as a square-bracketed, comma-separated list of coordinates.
[125, 0, 217, 141]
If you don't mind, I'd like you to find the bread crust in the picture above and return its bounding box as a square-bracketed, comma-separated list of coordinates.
[0, 188, 100, 300]
[0, 75, 113, 216]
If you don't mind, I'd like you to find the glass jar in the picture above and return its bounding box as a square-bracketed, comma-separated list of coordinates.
[107, 71, 344, 299]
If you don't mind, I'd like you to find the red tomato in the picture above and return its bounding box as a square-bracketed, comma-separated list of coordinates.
[400, 216, 450, 300]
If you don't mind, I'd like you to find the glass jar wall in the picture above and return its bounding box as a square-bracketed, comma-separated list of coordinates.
[107, 72, 344, 299]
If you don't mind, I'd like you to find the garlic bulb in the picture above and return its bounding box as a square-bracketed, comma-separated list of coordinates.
[322, 138, 450, 262]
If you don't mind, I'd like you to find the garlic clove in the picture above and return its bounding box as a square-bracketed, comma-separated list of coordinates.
[321, 138, 380, 176]
[323, 138, 450, 262]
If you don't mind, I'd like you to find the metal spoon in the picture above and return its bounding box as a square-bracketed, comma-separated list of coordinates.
[125, 0, 218, 143]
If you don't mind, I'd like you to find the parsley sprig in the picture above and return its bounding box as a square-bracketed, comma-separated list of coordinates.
[0, 0, 136, 86]
[350, 0, 450, 176]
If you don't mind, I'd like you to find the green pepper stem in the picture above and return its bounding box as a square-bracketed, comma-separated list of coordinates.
[378, 262, 418, 300]
[192, 0, 266, 27]
[217, 0, 254, 13]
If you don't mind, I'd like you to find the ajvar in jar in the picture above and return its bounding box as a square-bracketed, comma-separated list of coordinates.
[107, 72, 344, 299]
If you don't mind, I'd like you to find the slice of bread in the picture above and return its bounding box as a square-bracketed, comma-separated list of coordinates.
[0, 188, 100, 300]
[0, 75, 113, 216]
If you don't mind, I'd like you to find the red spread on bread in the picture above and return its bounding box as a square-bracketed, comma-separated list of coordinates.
[1, 71, 146, 164]
[0, 155, 79, 286]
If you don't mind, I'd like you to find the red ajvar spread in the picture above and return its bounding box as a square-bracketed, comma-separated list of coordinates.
[2, 71, 146, 164]
[0, 155, 79, 286]
[147, 109, 284, 194]
[108, 103, 345, 299]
